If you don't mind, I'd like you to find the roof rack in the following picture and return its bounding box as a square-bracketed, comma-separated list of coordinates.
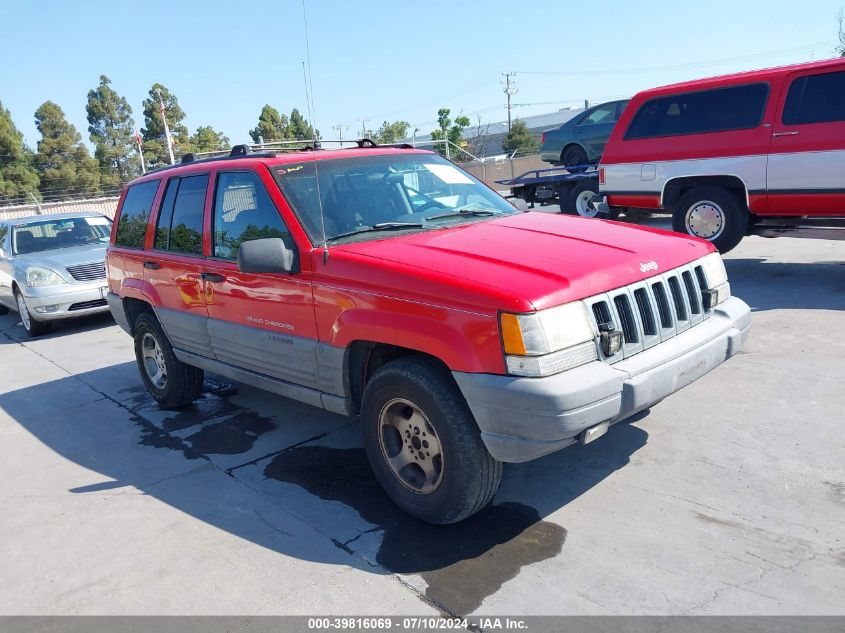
[145, 138, 417, 175]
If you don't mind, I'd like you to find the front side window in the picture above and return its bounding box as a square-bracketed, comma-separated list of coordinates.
[271, 153, 518, 244]
[115, 180, 159, 248]
[624, 83, 769, 140]
[782, 70, 845, 125]
[212, 171, 292, 259]
[154, 174, 208, 255]
[12, 216, 112, 255]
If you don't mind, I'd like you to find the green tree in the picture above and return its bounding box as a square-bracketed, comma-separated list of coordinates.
[289, 108, 318, 140]
[373, 120, 410, 144]
[34, 101, 100, 200]
[430, 108, 471, 161]
[249, 105, 291, 143]
[501, 119, 538, 156]
[838, 10, 845, 56]
[189, 126, 230, 154]
[0, 101, 40, 204]
[141, 83, 190, 168]
[86, 75, 138, 188]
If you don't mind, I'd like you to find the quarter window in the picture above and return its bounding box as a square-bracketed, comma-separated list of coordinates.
[212, 171, 291, 260]
[115, 180, 160, 248]
[154, 175, 208, 255]
[624, 83, 769, 140]
[782, 70, 845, 125]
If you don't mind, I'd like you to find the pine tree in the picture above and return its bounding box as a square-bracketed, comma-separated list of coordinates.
[249, 105, 291, 143]
[0, 101, 40, 204]
[34, 101, 100, 200]
[289, 108, 318, 140]
[141, 83, 190, 168]
[86, 75, 138, 188]
[374, 121, 410, 144]
[501, 119, 538, 156]
[189, 126, 231, 153]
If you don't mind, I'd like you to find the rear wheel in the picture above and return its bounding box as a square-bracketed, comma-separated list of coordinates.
[14, 289, 50, 337]
[672, 186, 748, 253]
[361, 356, 502, 524]
[562, 145, 589, 173]
[567, 180, 619, 219]
[133, 312, 204, 408]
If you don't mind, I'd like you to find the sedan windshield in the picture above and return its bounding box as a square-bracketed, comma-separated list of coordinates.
[270, 153, 519, 244]
[12, 216, 112, 254]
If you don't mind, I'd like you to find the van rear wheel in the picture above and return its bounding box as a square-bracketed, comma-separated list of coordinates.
[672, 186, 748, 254]
[361, 356, 502, 524]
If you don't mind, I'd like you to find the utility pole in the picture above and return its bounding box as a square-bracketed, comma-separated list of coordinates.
[359, 118, 368, 139]
[157, 88, 175, 165]
[502, 72, 517, 133]
[333, 124, 344, 144]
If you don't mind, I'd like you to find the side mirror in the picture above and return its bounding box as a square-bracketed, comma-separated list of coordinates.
[237, 238, 299, 274]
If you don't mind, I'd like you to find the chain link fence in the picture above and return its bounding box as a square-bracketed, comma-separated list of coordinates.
[0, 196, 120, 221]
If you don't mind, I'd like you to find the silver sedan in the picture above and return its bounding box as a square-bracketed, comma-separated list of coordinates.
[0, 211, 112, 337]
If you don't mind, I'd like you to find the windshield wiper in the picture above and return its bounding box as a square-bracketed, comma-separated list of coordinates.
[326, 222, 426, 243]
[425, 207, 505, 221]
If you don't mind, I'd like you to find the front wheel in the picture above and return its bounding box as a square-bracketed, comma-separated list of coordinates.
[133, 312, 204, 408]
[672, 186, 748, 253]
[14, 289, 50, 337]
[361, 356, 502, 524]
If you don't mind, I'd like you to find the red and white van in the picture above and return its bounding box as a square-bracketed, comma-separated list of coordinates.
[598, 57, 845, 252]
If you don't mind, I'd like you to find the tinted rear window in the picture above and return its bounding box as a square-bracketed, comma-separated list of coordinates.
[782, 70, 845, 125]
[115, 180, 160, 248]
[624, 83, 769, 140]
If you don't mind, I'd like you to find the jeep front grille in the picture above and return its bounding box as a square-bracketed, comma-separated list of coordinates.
[66, 261, 106, 282]
[584, 263, 709, 363]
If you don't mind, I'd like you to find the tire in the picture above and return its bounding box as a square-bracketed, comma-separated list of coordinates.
[672, 186, 748, 254]
[133, 312, 204, 408]
[14, 289, 50, 337]
[361, 356, 503, 524]
[561, 145, 589, 173]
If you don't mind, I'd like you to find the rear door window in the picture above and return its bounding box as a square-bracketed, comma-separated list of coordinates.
[624, 83, 769, 139]
[115, 180, 160, 248]
[782, 70, 845, 125]
[154, 174, 208, 255]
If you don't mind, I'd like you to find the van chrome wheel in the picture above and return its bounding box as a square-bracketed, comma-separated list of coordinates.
[377, 397, 444, 494]
[141, 332, 167, 389]
[685, 200, 725, 240]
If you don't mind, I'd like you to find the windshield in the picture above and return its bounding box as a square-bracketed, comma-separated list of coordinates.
[270, 153, 518, 244]
[12, 216, 112, 255]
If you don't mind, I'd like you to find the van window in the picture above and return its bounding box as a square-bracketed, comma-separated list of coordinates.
[624, 83, 769, 140]
[212, 171, 291, 259]
[161, 175, 208, 255]
[782, 70, 845, 125]
[115, 180, 160, 248]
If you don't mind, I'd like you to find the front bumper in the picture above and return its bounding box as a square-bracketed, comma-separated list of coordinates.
[453, 296, 751, 463]
[21, 281, 110, 321]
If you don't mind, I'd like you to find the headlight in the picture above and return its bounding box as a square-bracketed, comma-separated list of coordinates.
[500, 302, 598, 377]
[697, 252, 730, 308]
[26, 266, 66, 287]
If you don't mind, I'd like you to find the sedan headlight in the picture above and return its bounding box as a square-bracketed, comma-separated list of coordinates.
[500, 302, 598, 377]
[26, 266, 67, 287]
[697, 252, 730, 308]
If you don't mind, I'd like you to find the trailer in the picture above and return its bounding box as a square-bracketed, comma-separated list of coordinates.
[496, 166, 619, 219]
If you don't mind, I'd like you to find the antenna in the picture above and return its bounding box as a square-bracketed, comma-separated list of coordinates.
[301, 0, 329, 264]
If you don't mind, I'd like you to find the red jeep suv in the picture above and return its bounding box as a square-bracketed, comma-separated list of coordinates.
[106, 142, 751, 524]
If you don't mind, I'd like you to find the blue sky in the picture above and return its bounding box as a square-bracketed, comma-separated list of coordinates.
[1, 0, 842, 148]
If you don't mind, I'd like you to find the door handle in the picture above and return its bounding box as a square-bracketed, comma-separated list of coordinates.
[772, 131, 799, 137]
[201, 272, 225, 283]
[143, 261, 161, 270]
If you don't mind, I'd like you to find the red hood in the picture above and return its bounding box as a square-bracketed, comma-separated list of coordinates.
[335, 212, 713, 310]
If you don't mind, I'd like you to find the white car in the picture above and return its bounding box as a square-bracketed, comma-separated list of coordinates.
[0, 212, 112, 337]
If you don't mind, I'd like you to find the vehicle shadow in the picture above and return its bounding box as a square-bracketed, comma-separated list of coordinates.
[725, 258, 845, 312]
[0, 362, 649, 615]
[0, 311, 115, 343]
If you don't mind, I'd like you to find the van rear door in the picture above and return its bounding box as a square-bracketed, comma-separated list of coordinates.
[767, 66, 845, 216]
